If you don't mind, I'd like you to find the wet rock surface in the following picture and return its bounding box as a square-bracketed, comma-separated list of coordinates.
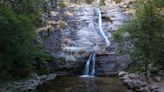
[38, 0, 135, 76]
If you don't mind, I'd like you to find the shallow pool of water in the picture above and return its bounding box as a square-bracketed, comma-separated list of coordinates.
[36, 76, 127, 92]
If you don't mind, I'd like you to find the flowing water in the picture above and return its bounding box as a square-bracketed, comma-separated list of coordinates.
[83, 53, 96, 77]
[97, 8, 110, 47]
[36, 77, 127, 92]
[84, 54, 93, 76]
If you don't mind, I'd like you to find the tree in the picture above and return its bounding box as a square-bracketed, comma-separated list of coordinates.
[1, 0, 45, 26]
[0, 5, 35, 80]
[113, 0, 164, 79]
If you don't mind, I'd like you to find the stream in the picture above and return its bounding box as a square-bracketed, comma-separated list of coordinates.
[36, 76, 127, 92]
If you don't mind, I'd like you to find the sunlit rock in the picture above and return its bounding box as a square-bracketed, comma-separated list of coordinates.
[50, 11, 59, 16]
[64, 11, 74, 16]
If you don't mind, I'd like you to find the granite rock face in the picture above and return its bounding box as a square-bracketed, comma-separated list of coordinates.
[39, 1, 134, 75]
[44, 5, 110, 62]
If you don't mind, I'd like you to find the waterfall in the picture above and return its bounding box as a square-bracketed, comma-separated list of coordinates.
[82, 53, 96, 77]
[81, 0, 109, 77]
[97, 8, 110, 47]
[84, 54, 92, 75]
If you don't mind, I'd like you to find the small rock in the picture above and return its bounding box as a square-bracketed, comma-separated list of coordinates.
[118, 71, 127, 77]
[149, 84, 159, 90]
[135, 79, 147, 88]
[127, 82, 134, 89]
[139, 86, 151, 92]
[128, 73, 140, 79]
[159, 70, 164, 77]
[123, 75, 130, 80]
[123, 78, 132, 84]
[155, 77, 161, 82]
[40, 75, 47, 81]
[156, 87, 164, 92]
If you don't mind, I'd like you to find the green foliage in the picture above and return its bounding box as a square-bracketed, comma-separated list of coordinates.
[113, 0, 164, 77]
[0, 5, 34, 80]
[128, 66, 144, 73]
[32, 47, 54, 75]
[112, 27, 129, 54]
[113, 0, 123, 4]
[58, 1, 66, 8]
[112, 28, 126, 43]
[0, 1, 55, 81]
[153, 0, 164, 7]
[2, 0, 45, 26]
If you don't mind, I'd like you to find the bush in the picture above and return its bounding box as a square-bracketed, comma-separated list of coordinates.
[32, 47, 55, 75]
[58, 1, 66, 8]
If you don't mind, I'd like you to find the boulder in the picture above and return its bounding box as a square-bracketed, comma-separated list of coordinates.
[139, 86, 151, 92]
[149, 84, 160, 90]
[155, 77, 161, 82]
[118, 71, 127, 77]
[156, 87, 164, 92]
[128, 73, 140, 79]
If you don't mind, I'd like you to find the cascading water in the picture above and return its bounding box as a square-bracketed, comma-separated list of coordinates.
[84, 54, 92, 75]
[81, 0, 109, 77]
[97, 8, 110, 47]
[82, 53, 96, 77]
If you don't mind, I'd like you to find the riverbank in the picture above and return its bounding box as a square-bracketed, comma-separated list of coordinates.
[119, 71, 164, 92]
[0, 74, 56, 92]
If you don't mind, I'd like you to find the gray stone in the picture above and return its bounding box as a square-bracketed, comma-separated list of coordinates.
[155, 77, 161, 82]
[128, 73, 140, 79]
[118, 71, 127, 77]
[40, 75, 47, 81]
[139, 86, 151, 92]
[149, 84, 160, 90]
[123, 75, 130, 80]
[156, 87, 164, 92]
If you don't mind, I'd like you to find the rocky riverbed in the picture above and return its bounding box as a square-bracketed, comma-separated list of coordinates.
[0, 74, 56, 92]
[119, 71, 164, 92]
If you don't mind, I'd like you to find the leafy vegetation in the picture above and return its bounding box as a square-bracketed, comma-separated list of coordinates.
[0, 5, 34, 80]
[32, 46, 55, 75]
[0, 0, 55, 81]
[113, 0, 164, 79]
